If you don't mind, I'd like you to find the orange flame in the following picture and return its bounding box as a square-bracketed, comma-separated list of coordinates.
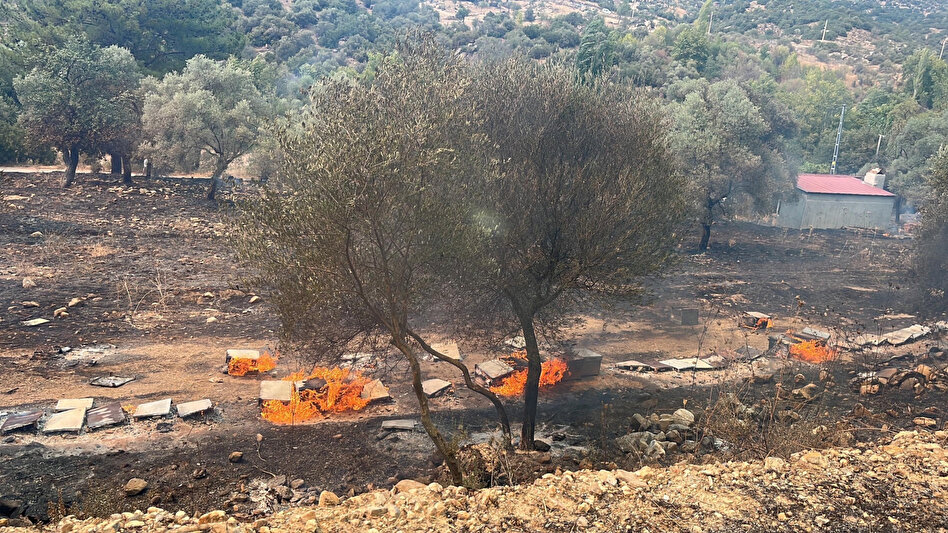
[789, 340, 836, 363]
[228, 351, 278, 376]
[261, 366, 372, 425]
[490, 358, 569, 397]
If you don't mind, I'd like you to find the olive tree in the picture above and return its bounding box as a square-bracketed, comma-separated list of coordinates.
[235, 39, 512, 484]
[471, 59, 686, 449]
[14, 41, 142, 186]
[141, 56, 271, 200]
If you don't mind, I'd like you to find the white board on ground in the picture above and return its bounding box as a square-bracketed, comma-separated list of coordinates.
[44, 408, 86, 433]
[133, 398, 172, 418]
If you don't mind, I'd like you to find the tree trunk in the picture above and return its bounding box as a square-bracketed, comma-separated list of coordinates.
[409, 329, 513, 449]
[699, 224, 711, 251]
[207, 162, 227, 201]
[63, 146, 79, 187]
[121, 154, 133, 185]
[517, 310, 542, 451]
[110, 153, 122, 175]
[393, 337, 464, 485]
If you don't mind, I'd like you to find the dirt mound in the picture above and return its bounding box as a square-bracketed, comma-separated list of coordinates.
[5, 430, 947, 532]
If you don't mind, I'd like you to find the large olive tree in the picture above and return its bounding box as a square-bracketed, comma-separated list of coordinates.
[471, 59, 686, 449]
[14, 41, 142, 186]
[141, 56, 271, 200]
[236, 38, 512, 484]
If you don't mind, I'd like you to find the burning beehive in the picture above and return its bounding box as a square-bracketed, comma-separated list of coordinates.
[226, 349, 278, 376]
[789, 340, 837, 363]
[771, 328, 837, 364]
[740, 312, 773, 331]
[489, 357, 569, 397]
[261, 366, 373, 425]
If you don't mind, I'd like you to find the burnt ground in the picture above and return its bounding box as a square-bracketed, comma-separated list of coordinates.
[1, 171, 946, 524]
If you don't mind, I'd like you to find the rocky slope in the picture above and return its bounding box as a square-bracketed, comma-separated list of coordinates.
[4, 430, 948, 533]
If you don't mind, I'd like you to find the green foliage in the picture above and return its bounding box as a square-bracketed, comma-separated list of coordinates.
[673, 25, 710, 69]
[5, 0, 244, 76]
[576, 18, 615, 79]
[916, 148, 948, 312]
[903, 49, 948, 110]
[669, 78, 797, 246]
[13, 41, 142, 164]
[141, 56, 272, 180]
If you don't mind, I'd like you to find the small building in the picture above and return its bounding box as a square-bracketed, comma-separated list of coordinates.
[776, 173, 896, 230]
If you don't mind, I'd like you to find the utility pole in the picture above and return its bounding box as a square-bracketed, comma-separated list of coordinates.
[831, 105, 846, 175]
[708, 11, 713, 35]
[875, 134, 885, 159]
[941, 37, 947, 60]
[821, 20, 828, 42]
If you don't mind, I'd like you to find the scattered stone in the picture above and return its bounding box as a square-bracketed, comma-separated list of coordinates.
[67, 297, 82, 307]
[249, 295, 261, 304]
[290, 478, 305, 490]
[21, 301, 39, 308]
[53, 307, 68, 318]
[124, 479, 148, 497]
[21, 318, 49, 327]
[792, 383, 821, 402]
[206, 316, 217, 323]
[192, 468, 207, 480]
[22, 278, 36, 289]
[532, 437, 553, 452]
[671, 408, 695, 427]
[228, 452, 243, 463]
[318, 491, 340, 506]
[394, 480, 426, 493]
[913, 417, 936, 428]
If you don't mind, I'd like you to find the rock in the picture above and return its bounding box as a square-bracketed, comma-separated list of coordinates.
[21, 301, 39, 308]
[206, 316, 218, 323]
[198, 511, 227, 524]
[631, 413, 648, 431]
[576, 517, 589, 528]
[30, 231, 43, 238]
[792, 383, 821, 401]
[249, 295, 261, 304]
[290, 478, 305, 490]
[913, 417, 936, 428]
[613, 469, 646, 488]
[0, 499, 24, 518]
[616, 432, 653, 453]
[228, 451, 243, 463]
[124, 478, 148, 497]
[67, 297, 82, 307]
[273, 486, 293, 501]
[22, 278, 36, 289]
[192, 468, 207, 480]
[533, 438, 552, 452]
[764, 456, 787, 471]
[53, 307, 68, 318]
[794, 373, 806, 383]
[367, 507, 386, 518]
[645, 440, 665, 460]
[318, 491, 340, 506]
[672, 408, 695, 427]
[394, 479, 427, 493]
[124, 520, 145, 528]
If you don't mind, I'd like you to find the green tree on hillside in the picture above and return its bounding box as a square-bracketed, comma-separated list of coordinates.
[4, 0, 243, 75]
[14, 41, 142, 186]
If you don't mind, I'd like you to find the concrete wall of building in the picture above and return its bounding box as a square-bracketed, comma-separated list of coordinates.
[777, 193, 895, 229]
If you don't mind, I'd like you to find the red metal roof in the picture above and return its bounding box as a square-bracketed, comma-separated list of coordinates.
[796, 173, 895, 197]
